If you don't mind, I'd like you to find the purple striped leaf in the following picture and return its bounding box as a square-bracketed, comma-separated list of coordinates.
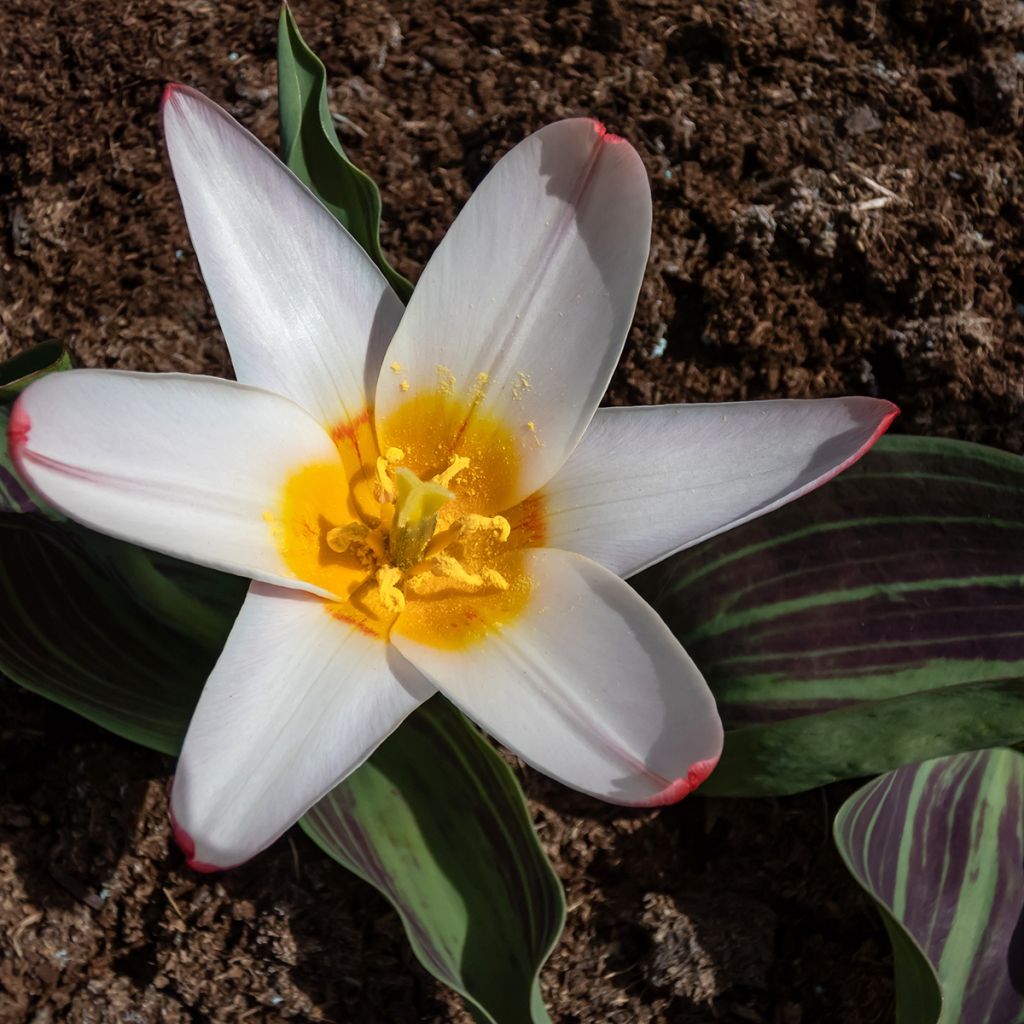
[834, 748, 1024, 1024]
[303, 698, 564, 1024]
[636, 435, 1024, 795]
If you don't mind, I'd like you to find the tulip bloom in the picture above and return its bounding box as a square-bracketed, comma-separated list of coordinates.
[9, 86, 896, 870]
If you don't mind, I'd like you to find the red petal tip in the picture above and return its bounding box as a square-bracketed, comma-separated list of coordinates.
[814, 402, 901, 492]
[169, 809, 223, 874]
[640, 756, 720, 807]
[7, 401, 30, 452]
[590, 118, 627, 145]
[161, 82, 183, 109]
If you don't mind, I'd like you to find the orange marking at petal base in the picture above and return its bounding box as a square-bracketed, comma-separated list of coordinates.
[330, 408, 371, 445]
[638, 756, 720, 807]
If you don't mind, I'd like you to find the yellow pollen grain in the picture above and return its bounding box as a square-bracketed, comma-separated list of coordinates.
[400, 380, 410, 392]
[511, 371, 532, 401]
[390, 361, 402, 373]
[436, 365, 456, 395]
[526, 420, 535, 432]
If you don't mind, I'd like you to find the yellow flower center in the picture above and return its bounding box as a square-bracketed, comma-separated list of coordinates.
[268, 392, 546, 649]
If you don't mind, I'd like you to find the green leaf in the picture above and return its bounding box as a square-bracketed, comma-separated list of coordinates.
[0, 339, 71, 399]
[634, 435, 1024, 795]
[834, 748, 1024, 1024]
[0, 513, 236, 753]
[302, 698, 564, 1024]
[277, 4, 412, 301]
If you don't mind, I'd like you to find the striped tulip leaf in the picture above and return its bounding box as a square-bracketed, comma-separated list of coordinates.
[277, 5, 412, 302]
[303, 697, 565, 1024]
[636, 434, 1024, 795]
[834, 748, 1024, 1024]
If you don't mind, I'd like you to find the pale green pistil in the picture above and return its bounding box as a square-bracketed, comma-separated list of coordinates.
[389, 466, 454, 570]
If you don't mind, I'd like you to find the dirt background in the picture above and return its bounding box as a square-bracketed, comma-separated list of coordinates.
[1, 0, 1023, 1021]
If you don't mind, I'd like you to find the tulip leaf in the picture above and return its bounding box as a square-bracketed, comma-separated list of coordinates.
[636, 435, 1024, 795]
[0, 340, 71, 400]
[302, 698, 564, 1024]
[277, 4, 412, 302]
[0, 511, 233, 753]
[834, 748, 1024, 1023]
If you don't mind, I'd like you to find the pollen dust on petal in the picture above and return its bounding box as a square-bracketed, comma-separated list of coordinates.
[436, 365, 456, 395]
[511, 372, 531, 401]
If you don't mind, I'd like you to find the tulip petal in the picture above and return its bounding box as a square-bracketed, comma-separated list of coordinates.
[542, 397, 899, 578]
[376, 119, 651, 508]
[10, 369, 342, 595]
[392, 548, 722, 806]
[171, 582, 435, 869]
[163, 84, 404, 429]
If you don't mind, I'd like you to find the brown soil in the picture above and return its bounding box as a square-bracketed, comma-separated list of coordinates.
[1, 0, 1021, 1021]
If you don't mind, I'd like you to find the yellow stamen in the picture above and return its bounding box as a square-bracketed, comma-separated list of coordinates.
[427, 554, 485, 588]
[481, 568, 510, 591]
[408, 555, 510, 593]
[459, 513, 511, 542]
[374, 447, 406, 502]
[325, 522, 384, 566]
[433, 453, 470, 489]
[423, 513, 511, 559]
[376, 565, 406, 613]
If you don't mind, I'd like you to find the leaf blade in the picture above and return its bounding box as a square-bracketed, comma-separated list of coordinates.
[276, 4, 412, 301]
[834, 748, 1024, 1024]
[301, 699, 564, 1024]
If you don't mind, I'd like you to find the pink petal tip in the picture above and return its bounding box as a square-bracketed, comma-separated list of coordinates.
[815, 402, 900, 492]
[169, 809, 223, 874]
[639, 756, 720, 807]
[7, 400, 30, 453]
[590, 118, 627, 145]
